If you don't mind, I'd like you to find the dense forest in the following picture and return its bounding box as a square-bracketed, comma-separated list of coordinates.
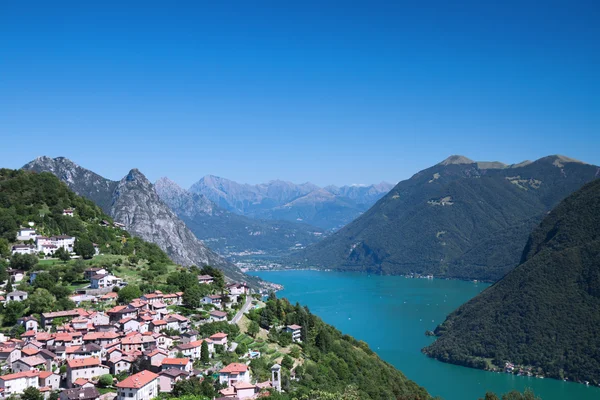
[423, 178, 600, 384]
[290, 156, 599, 281]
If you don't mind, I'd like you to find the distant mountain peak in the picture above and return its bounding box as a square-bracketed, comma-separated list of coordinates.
[125, 168, 149, 183]
[439, 155, 475, 166]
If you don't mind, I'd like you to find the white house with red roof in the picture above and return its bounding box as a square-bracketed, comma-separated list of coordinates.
[160, 358, 192, 373]
[66, 357, 109, 388]
[115, 370, 159, 400]
[219, 362, 250, 386]
[0, 370, 40, 397]
[39, 371, 60, 390]
[209, 332, 228, 346]
[285, 324, 302, 342]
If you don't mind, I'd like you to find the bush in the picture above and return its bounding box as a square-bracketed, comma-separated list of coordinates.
[98, 374, 113, 388]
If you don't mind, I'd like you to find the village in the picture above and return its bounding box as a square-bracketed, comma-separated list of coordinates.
[1, 216, 305, 400]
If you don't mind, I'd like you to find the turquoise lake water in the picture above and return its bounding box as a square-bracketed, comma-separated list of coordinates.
[250, 270, 600, 400]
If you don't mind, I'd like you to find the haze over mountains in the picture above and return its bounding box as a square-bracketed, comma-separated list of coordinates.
[189, 175, 393, 230]
[289, 155, 600, 281]
[424, 178, 600, 383]
[154, 177, 325, 255]
[22, 156, 255, 285]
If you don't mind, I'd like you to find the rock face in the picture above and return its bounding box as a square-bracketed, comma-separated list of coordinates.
[23, 157, 255, 285]
[288, 155, 600, 281]
[423, 178, 600, 383]
[189, 175, 393, 230]
[155, 177, 325, 255]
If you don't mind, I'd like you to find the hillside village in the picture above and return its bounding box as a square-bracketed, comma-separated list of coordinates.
[0, 248, 296, 400]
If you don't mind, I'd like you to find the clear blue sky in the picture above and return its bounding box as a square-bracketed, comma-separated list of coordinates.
[1, 1, 598, 187]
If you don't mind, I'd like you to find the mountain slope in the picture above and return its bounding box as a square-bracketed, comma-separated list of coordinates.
[423, 178, 600, 384]
[189, 175, 393, 230]
[22, 157, 255, 285]
[289, 155, 599, 281]
[155, 177, 325, 255]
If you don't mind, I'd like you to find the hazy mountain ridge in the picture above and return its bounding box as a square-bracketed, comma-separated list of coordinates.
[155, 177, 325, 255]
[423, 178, 600, 383]
[288, 155, 600, 281]
[22, 157, 256, 285]
[189, 175, 393, 230]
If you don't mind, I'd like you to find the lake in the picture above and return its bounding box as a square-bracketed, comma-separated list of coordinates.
[249, 270, 600, 400]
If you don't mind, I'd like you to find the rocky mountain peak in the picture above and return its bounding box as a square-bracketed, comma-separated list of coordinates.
[439, 155, 475, 166]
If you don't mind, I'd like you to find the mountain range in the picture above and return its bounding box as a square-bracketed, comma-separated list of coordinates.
[423, 177, 600, 384]
[288, 155, 600, 281]
[189, 175, 393, 230]
[22, 156, 256, 285]
[154, 177, 325, 255]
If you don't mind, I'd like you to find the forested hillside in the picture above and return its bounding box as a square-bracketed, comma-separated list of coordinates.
[423, 178, 600, 384]
[290, 155, 599, 281]
[0, 168, 168, 262]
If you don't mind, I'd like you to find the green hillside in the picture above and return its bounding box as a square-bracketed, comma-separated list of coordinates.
[0, 168, 171, 264]
[289, 155, 599, 281]
[423, 178, 600, 384]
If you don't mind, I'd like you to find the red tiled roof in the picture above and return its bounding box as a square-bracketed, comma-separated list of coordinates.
[67, 357, 101, 368]
[287, 324, 302, 330]
[83, 332, 119, 341]
[220, 362, 248, 374]
[115, 370, 158, 389]
[0, 371, 39, 381]
[73, 378, 90, 386]
[210, 332, 228, 339]
[21, 348, 39, 356]
[39, 371, 55, 379]
[161, 358, 189, 366]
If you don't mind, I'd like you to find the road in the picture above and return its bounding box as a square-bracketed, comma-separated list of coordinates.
[231, 295, 253, 324]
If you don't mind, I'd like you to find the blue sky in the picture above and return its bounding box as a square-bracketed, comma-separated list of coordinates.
[1, 1, 598, 187]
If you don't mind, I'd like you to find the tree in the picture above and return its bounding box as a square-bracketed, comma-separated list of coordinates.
[4, 278, 13, 294]
[21, 387, 43, 400]
[98, 374, 113, 388]
[183, 284, 210, 309]
[55, 247, 70, 263]
[33, 272, 56, 290]
[248, 320, 260, 337]
[9, 253, 38, 270]
[28, 289, 56, 314]
[74, 238, 95, 259]
[201, 340, 209, 363]
[118, 285, 142, 304]
[236, 342, 248, 356]
[281, 355, 294, 370]
[3, 301, 25, 326]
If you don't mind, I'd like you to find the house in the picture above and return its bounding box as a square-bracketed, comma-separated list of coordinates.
[84, 268, 108, 280]
[165, 314, 189, 332]
[66, 357, 109, 387]
[197, 275, 213, 284]
[285, 324, 302, 342]
[108, 355, 135, 375]
[83, 332, 120, 347]
[219, 362, 250, 386]
[0, 347, 22, 368]
[209, 332, 228, 346]
[17, 316, 38, 332]
[41, 310, 82, 327]
[63, 209, 74, 217]
[172, 340, 203, 360]
[59, 387, 100, 400]
[115, 370, 159, 400]
[39, 371, 61, 390]
[6, 291, 28, 303]
[120, 317, 141, 333]
[201, 295, 222, 307]
[144, 348, 168, 368]
[12, 355, 47, 372]
[179, 330, 198, 344]
[227, 283, 251, 296]
[209, 310, 228, 322]
[72, 378, 95, 388]
[0, 371, 40, 397]
[11, 245, 36, 255]
[50, 235, 76, 252]
[99, 292, 118, 303]
[161, 358, 192, 373]
[8, 269, 25, 283]
[16, 227, 37, 241]
[158, 369, 189, 393]
[150, 320, 167, 333]
[90, 274, 122, 289]
[66, 344, 102, 360]
[219, 381, 258, 399]
[107, 305, 138, 322]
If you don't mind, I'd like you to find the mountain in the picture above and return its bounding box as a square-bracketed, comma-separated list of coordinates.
[189, 175, 393, 230]
[22, 157, 256, 285]
[288, 155, 600, 281]
[423, 178, 600, 384]
[155, 177, 325, 255]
